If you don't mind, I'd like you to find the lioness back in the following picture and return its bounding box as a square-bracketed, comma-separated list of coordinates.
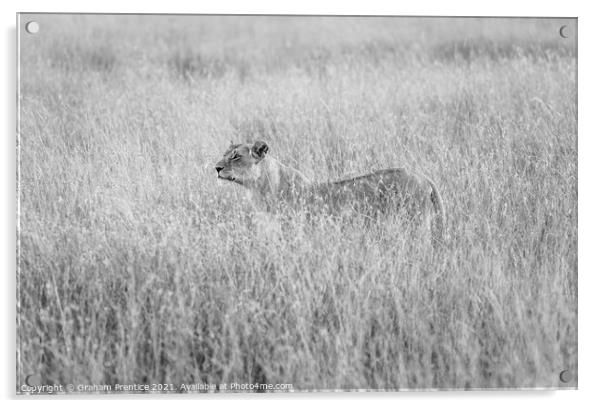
[308, 169, 430, 216]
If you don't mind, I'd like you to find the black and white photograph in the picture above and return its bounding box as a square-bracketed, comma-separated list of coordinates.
[16, 13, 577, 393]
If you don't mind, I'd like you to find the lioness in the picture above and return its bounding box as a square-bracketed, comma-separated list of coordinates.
[215, 140, 445, 245]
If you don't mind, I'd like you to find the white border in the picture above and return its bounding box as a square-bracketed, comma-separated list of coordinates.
[0, 0, 585, 16]
[3, 1, 601, 407]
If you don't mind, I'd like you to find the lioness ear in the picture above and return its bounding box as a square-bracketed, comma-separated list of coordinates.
[251, 140, 269, 160]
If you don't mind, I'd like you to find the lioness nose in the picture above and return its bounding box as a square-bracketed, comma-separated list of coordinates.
[215, 166, 224, 173]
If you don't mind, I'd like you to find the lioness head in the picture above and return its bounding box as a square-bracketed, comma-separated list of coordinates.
[215, 140, 269, 185]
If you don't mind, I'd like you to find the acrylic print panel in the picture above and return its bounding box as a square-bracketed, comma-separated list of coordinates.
[17, 14, 577, 394]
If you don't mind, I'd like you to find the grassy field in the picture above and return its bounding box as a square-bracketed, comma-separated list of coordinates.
[17, 15, 577, 391]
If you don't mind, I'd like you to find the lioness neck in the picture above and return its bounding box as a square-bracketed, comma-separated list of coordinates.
[251, 155, 310, 200]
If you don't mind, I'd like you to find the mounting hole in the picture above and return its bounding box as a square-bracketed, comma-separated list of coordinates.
[559, 370, 572, 383]
[25, 21, 39, 35]
[25, 373, 42, 387]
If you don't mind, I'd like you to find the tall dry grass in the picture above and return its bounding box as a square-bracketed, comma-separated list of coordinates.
[17, 15, 577, 391]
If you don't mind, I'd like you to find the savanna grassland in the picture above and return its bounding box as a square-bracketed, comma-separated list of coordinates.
[17, 15, 577, 392]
